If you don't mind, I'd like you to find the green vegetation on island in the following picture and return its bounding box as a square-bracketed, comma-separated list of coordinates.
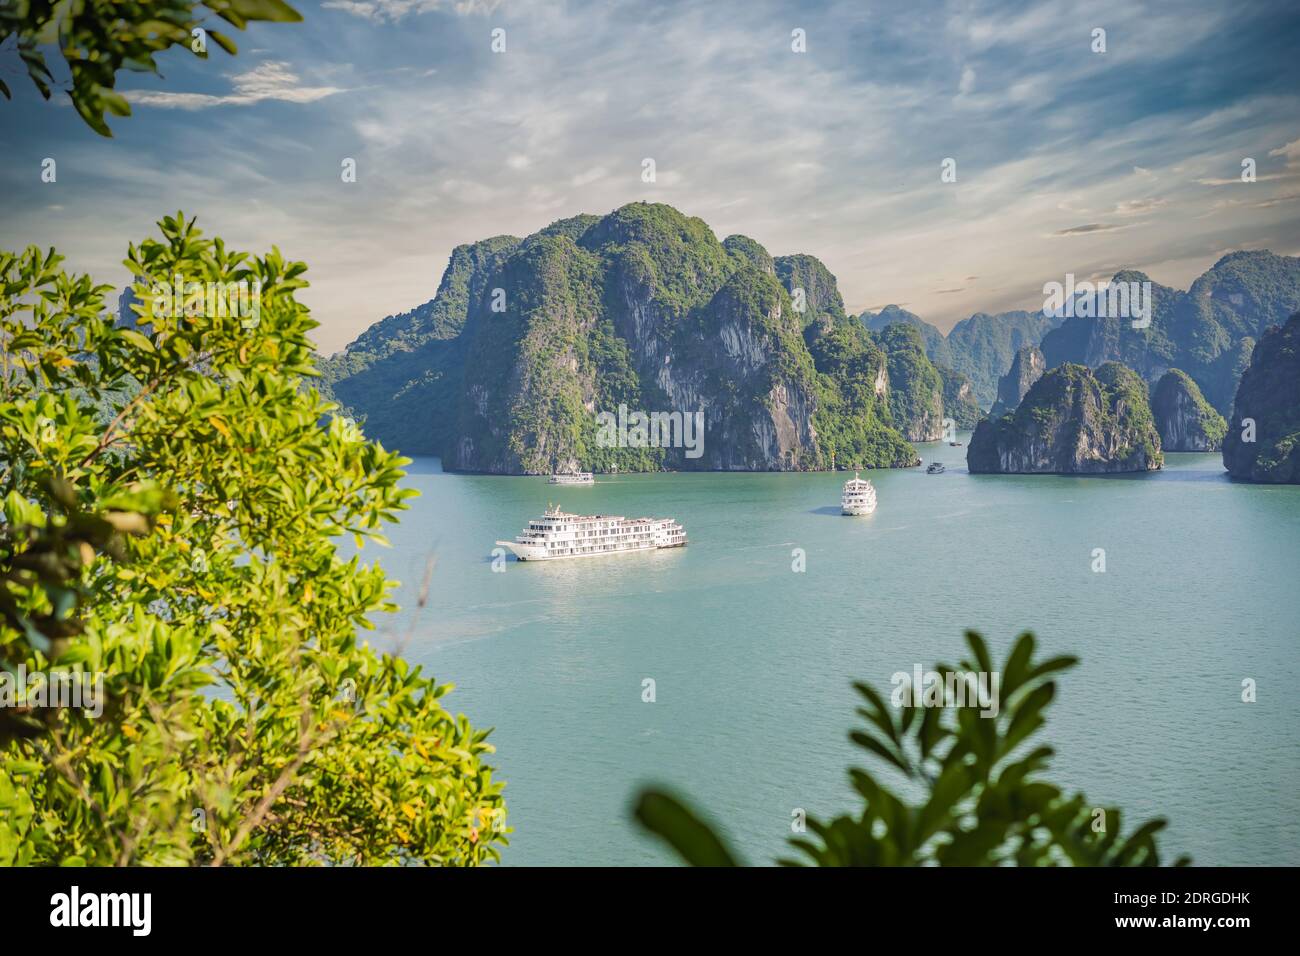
[1041, 255, 1300, 415]
[326, 203, 923, 473]
[1222, 312, 1300, 482]
[876, 324, 945, 442]
[1150, 370, 1227, 452]
[968, 362, 1162, 474]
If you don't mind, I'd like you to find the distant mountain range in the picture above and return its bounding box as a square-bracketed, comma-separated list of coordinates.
[311, 202, 1300, 474]
[861, 305, 1061, 407]
[1038, 253, 1300, 415]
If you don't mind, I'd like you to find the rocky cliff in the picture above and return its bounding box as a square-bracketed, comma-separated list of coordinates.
[876, 324, 945, 441]
[804, 318, 919, 468]
[939, 366, 982, 429]
[1222, 312, 1300, 483]
[967, 362, 1163, 474]
[1150, 370, 1227, 452]
[326, 203, 922, 473]
[775, 253, 846, 326]
[989, 345, 1046, 418]
[317, 235, 521, 456]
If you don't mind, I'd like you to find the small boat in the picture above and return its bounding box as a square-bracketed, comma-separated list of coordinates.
[926, 462, 946, 474]
[949, 441, 963, 447]
[548, 472, 594, 485]
[841, 472, 877, 516]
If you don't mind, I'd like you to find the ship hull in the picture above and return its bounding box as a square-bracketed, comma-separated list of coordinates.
[495, 539, 686, 561]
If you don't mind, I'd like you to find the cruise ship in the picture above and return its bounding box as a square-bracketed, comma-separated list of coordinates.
[496, 505, 687, 561]
[548, 472, 594, 485]
[841, 472, 877, 516]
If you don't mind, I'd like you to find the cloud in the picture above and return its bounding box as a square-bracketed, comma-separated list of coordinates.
[124, 62, 345, 110]
[5, 0, 1299, 352]
[1251, 192, 1300, 209]
[1053, 223, 1127, 236]
[571, 167, 606, 187]
[1196, 174, 1287, 186]
[1268, 138, 1300, 165]
[958, 66, 976, 95]
[1114, 198, 1167, 216]
[322, 0, 500, 21]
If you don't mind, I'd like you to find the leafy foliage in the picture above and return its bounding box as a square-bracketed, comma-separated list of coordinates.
[634, 632, 1188, 867]
[0, 215, 505, 865]
[0, 0, 301, 136]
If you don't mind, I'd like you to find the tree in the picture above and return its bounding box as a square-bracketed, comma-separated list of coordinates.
[634, 631, 1188, 866]
[0, 0, 302, 136]
[0, 213, 506, 865]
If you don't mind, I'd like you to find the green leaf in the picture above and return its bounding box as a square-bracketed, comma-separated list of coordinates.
[632, 790, 739, 866]
[207, 29, 239, 56]
[222, 0, 304, 22]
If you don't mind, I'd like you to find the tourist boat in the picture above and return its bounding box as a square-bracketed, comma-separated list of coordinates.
[926, 462, 946, 474]
[548, 472, 594, 485]
[496, 505, 686, 561]
[841, 472, 877, 516]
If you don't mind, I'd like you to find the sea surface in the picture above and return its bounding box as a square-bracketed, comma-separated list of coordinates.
[353, 438, 1300, 866]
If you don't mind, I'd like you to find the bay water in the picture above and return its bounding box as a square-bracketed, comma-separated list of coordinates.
[358, 438, 1300, 866]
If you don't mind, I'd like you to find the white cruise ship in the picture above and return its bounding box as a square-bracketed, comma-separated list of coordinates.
[841, 472, 877, 516]
[548, 472, 594, 485]
[496, 505, 686, 561]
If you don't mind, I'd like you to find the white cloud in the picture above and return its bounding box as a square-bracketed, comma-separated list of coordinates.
[125, 61, 345, 110]
[1269, 138, 1300, 165]
[322, 0, 500, 22]
[570, 167, 606, 187]
[958, 66, 976, 95]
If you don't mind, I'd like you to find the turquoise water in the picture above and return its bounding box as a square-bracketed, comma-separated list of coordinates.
[358, 438, 1300, 866]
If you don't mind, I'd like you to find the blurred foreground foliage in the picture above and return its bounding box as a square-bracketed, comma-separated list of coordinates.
[0, 0, 301, 136]
[635, 631, 1188, 867]
[0, 213, 505, 865]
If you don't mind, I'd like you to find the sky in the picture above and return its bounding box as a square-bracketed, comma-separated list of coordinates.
[2, 0, 1299, 353]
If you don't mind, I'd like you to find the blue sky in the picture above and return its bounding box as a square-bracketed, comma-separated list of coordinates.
[2, 0, 1299, 352]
